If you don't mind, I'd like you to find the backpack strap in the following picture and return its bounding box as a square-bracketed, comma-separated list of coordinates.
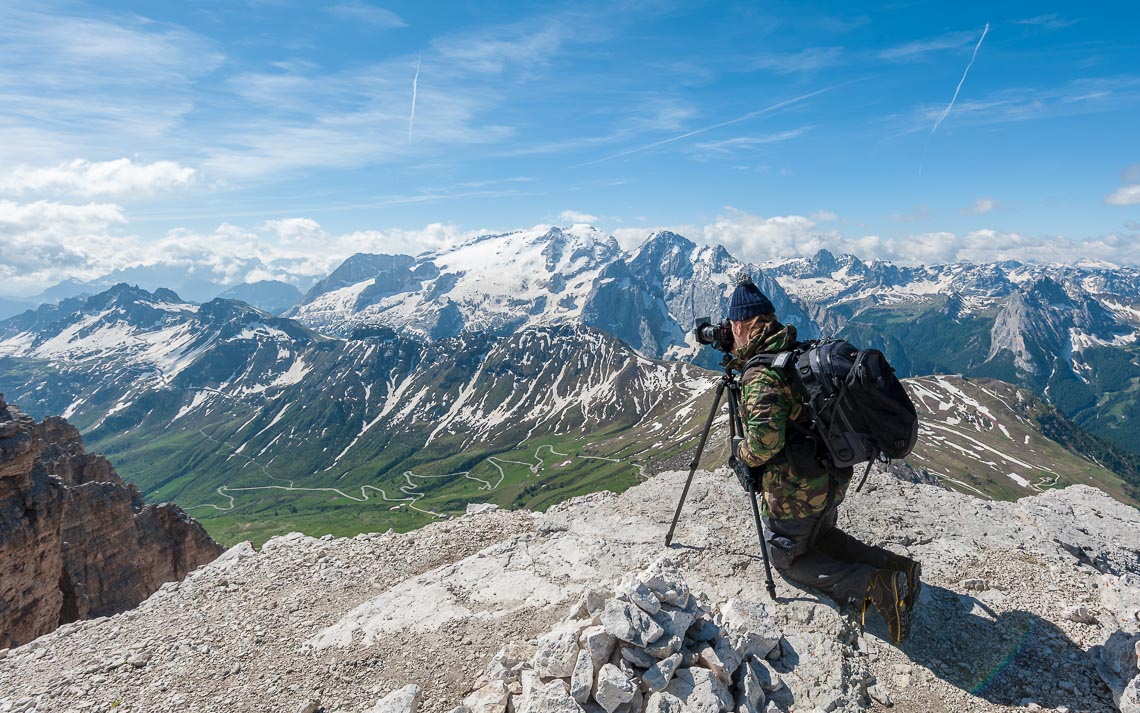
[742, 350, 797, 374]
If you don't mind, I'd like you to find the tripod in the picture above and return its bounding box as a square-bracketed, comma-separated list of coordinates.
[664, 356, 778, 600]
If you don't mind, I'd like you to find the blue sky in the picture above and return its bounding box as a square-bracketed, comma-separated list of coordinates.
[1, 0, 1139, 294]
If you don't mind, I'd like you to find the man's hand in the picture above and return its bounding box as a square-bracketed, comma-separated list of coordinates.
[730, 437, 757, 491]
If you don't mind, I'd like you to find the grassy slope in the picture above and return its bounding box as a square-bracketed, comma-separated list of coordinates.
[902, 376, 1136, 506]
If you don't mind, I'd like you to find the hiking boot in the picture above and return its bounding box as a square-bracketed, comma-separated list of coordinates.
[888, 554, 922, 612]
[863, 568, 911, 644]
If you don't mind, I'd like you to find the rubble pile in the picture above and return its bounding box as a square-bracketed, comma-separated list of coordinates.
[458, 557, 790, 713]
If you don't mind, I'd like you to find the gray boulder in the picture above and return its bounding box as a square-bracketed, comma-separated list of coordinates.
[369, 685, 423, 713]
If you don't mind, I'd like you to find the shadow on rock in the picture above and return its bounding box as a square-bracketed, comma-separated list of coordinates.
[881, 583, 1117, 711]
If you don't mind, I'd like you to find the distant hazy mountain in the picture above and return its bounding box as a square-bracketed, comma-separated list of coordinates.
[216, 280, 302, 315]
[38, 263, 317, 307]
[0, 296, 37, 321]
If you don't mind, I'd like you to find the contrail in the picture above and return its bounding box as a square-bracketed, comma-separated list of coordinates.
[408, 54, 421, 140]
[574, 85, 840, 168]
[931, 23, 989, 135]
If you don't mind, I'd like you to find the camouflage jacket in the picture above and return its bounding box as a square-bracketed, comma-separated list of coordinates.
[732, 320, 848, 520]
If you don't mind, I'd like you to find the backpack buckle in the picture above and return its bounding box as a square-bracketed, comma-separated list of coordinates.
[771, 352, 795, 370]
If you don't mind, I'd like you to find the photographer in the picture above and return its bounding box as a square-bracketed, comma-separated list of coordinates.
[726, 275, 920, 644]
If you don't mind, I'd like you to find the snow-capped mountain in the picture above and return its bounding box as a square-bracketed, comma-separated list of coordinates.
[292, 225, 623, 339]
[292, 227, 817, 368]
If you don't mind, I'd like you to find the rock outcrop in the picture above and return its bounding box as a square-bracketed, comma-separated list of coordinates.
[0, 394, 222, 648]
[1, 467, 1138, 713]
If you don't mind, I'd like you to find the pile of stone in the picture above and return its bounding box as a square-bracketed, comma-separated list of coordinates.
[458, 557, 788, 713]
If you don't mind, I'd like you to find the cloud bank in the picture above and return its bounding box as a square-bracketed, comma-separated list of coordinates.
[0, 159, 196, 197]
[4, 202, 1139, 297]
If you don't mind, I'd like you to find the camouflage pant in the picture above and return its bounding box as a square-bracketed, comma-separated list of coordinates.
[762, 505, 899, 604]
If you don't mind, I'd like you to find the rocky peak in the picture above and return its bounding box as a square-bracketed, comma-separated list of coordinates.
[300, 253, 417, 305]
[809, 248, 840, 275]
[630, 232, 698, 279]
[0, 399, 221, 648]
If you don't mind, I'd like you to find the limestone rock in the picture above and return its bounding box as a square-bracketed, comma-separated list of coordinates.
[370, 685, 423, 713]
[643, 635, 682, 660]
[643, 692, 686, 713]
[619, 575, 661, 615]
[570, 650, 593, 704]
[580, 626, 618, 672]
[527, 680, 585, 713]
[737, 659, 765, 709]
[746, 658, 783, 692]
[642, 653, 682, 692]
[0, 399, 222, 648]
[697, 643, 735, 686]
[534, 630, 580, 679]
[717, 600, 781, 661]
[867, 683, 892, 707]
[663, 666, 732, 713]
[489, 642, 537, 683]
[463, 681, 510, 713]
[652, 606, 697, 645]
[594, 664, 636, 713]
[638, 558, 690, 608]
[1066, 605, 1099, 625]
[601, 599, 664, 647]
[620, 644, 657, 669]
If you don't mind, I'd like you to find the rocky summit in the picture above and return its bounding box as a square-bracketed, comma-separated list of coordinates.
[0, 395, 222, 649]
[1, 466, 1138, 713]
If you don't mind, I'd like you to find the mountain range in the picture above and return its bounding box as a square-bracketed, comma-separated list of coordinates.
[1, 226, 1138, 543]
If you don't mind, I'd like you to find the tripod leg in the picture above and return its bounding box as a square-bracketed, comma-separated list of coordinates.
[747, 481, 778, 601]
[665, 379, 727, 546]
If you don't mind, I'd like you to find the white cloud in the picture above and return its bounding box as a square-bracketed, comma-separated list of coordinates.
[658, 209, 1140, 268]
[879, 30, 979, 61]
[337, 223, 477, 256]
[0, 200, 134, 292]
[961, 198, 998, 215]
[262, 218, 326, 245]
[750, 47, 843, 74]
[701, 210, 837, 263]
[560, 210, 598, 224]
[0, 159, 196, 197]
[1106, 184, 1140, 206]
[329, 2, 406, 29]
[1015, 14, 1078, 30]
[431, 21, 571, 74]
[691, 128, 812, 157]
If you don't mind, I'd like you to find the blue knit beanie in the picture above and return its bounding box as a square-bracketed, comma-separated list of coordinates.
[727, 273, 775, 321]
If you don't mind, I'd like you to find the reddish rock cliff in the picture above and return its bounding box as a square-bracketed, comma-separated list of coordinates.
[0, 394, 222, 648]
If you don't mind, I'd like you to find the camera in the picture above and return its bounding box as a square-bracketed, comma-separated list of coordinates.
[693, 317, 735, 353]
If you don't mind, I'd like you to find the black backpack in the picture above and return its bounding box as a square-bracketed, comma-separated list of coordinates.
[744, 339, 918, 481]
